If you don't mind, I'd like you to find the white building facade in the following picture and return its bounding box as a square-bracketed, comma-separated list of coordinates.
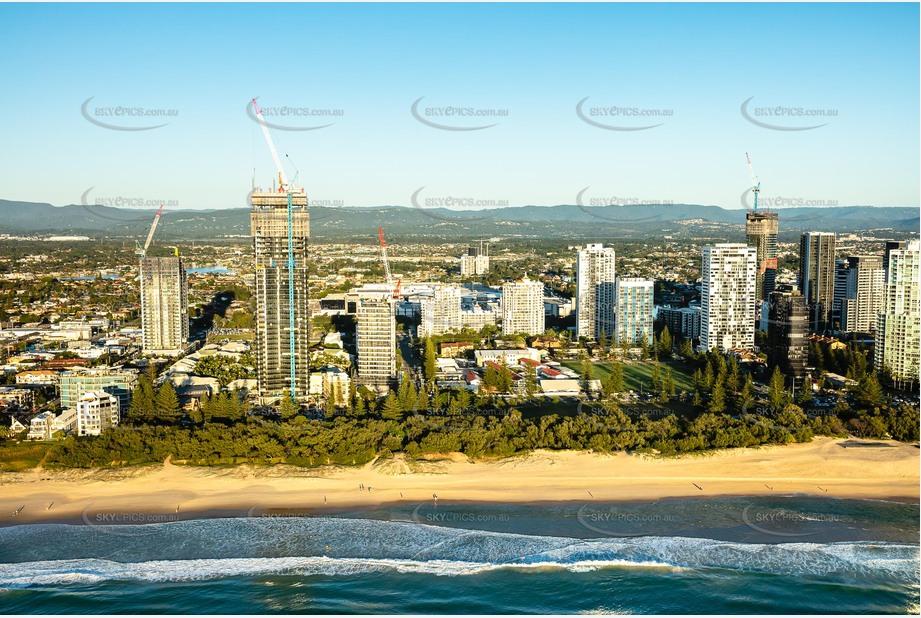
[501, 278, 545, 336]
[700, 244, 757, 352]
[576, 243, 617, 340]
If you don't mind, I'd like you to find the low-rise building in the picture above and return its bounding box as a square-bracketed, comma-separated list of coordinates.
[473, 348, 542, 367]
[15, 369, 59, 386]
[27, 411, 55, 441]
[76, 390, 120, 436]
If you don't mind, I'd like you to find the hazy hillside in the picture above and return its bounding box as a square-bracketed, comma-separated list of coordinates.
[1, 199, 917, 242]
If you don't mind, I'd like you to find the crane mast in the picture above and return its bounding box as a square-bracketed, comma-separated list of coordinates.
[746, 152, 760, 212]
[253, 97, 299, 401]
[136, 204, 164, 259]
[378, 227, 400, 298]
[252, 99, 289, 192]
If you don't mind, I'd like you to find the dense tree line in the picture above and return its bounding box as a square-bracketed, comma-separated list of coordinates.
[42, 381, 918, 468]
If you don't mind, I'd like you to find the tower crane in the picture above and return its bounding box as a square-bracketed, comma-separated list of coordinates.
[135, 204, 164, 259]
[253, 99, 289, 193]
[252, 97, 299, 400]
[378, 227, 401, 298]
[746, 152, 760, 212]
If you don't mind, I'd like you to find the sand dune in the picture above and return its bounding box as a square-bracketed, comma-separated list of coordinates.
[1, 437, 917, 525]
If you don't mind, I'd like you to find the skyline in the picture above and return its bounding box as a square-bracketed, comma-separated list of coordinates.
[0, 3, 918, 212]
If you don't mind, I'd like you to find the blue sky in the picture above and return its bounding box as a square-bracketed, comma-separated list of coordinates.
[0, 2, 917, 212]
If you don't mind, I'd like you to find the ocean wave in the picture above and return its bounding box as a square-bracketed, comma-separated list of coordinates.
[0, 518, 917, 586]
[0, 555, 680, 587]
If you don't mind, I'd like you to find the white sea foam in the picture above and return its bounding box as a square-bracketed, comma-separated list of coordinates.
[0, 517, 916, 587]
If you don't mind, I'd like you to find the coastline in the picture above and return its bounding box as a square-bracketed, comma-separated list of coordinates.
[1, 437, 918, 528]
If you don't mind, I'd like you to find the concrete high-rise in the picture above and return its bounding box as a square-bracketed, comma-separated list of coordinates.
[766, 287, 808, 378]
[746, 211, 779, 301]
[59, 367, 136, 413]
[501, 278, 545, 336]
[460, 244, 489, 276]
[700, 244, 757, 352]
[251, 189, 310, 401]
[576, 243, 617, 340]
[614, 277, 654, 346]
[355, 289, 396, 392]
[799, 232, 836, 333]
[140, 256, 189, 355]
[883, 240, 906, 282]
[833, 258, 849, 329]
[419, 285, 463, 338]
[876, 240, 920, 385]
[840, 255, 884, 334]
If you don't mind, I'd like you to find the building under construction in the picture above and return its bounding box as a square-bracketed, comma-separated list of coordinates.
[251, 190, 310, 401]
[746, 210, 779, 302]
[140, 256, 189, 355]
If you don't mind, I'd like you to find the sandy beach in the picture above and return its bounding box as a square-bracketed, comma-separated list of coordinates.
[1, 437, 917, 526]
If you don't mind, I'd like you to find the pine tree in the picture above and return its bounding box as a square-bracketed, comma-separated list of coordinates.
[796, 380, 814, 406]
[416, 387, 430, 413]
[610, 359, 624, 392]
[737, 373, 754, 413]
[381, 393, 403, 422]
[424, 337, 437, 386]
[153, 381, 181, 424]
[128, 374, 155, 425]
[708, 378, 726, 413]
[483, 364, 499, 391]
[279, 391, 299, 420]
[581, 359, 594, 394]
[524, 364, 538, 397]
[768, 366, 787, 411]
[456, 387, 471, 411]
[657, 326, 673, 358]
[856, 371, 884, 408]
[650, 361, 661, 392]
[498, 358, 513, 393]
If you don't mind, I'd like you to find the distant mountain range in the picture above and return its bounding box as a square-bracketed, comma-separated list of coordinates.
[0, 199, 917, 242]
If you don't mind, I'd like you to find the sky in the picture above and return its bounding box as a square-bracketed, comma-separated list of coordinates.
[0, 2, 918, 212]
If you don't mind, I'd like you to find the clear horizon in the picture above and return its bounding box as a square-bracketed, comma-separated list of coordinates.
[0, 2, 918, 212]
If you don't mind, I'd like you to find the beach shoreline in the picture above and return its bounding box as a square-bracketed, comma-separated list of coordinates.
[1, 437, 918, 528]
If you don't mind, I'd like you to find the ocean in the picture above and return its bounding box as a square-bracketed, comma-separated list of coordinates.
[0, 496, 917, 614]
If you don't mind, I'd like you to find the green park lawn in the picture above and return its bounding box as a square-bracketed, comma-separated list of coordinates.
[562, 359, 696, 393]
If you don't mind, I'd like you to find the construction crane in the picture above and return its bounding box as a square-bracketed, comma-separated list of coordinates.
[252, 97, 299, 401]
[135, 204, 164, 259]
[378, 227, 401, 298]
[252, 99, 289, 193]
[746, 152, 760, 211]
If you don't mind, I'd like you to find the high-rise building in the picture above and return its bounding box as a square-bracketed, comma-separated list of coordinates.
[501, 278, 545, 336]
[615, 277, 654, 346]
[59, 367, 136, 413]
[659, 306, 701, 341]
[799, 232, 836, 333]
[356, 290, 396, 392]
[576, 243, 617, 340]
[833, 258, 849, 329]
[460, 244, 489, 276]
[700, 244, 757, 352]
[251, 190, 310, 401]
[883, 240, 906, 282]
[419, 285, 463, 338]
[76, 390, 120, 436]
[766, 287, 808, 378]
[746, 211, 779, 301]
[140, 256, 189, 355]
[876, 240, 920, 385]
[840, 255, 884, 334]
